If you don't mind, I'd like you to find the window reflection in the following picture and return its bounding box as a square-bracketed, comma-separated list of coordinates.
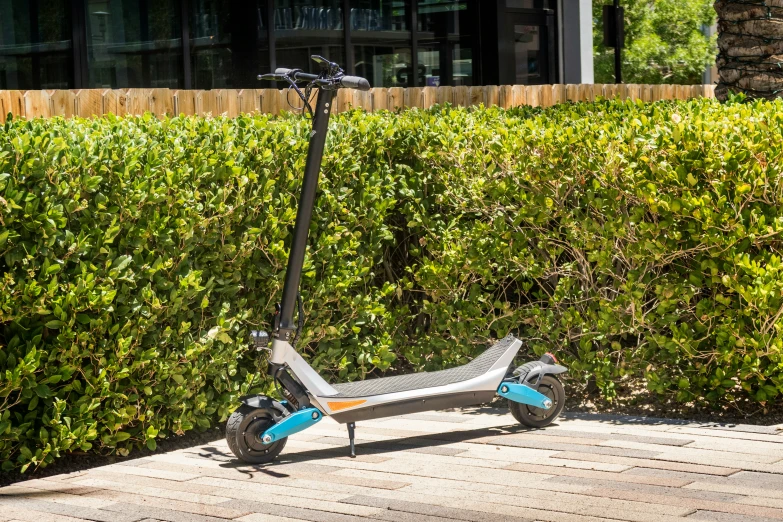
[275, 0, 344, 74]
[352, 0, 411, 87]
[190, 0, 269, 89]
[417, 0, 473, 86]
[0, 0, 73, 89]
[86, 0, 183, 88]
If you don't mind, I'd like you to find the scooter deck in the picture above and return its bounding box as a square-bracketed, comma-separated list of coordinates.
[329, 335, 518, 398]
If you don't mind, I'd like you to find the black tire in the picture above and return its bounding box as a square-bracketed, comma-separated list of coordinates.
[509, 375, 565, 428]
[226, 404, 287, 464]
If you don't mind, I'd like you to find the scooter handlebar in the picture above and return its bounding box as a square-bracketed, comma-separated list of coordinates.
[340, 76, 371, 91]
[259, 69, 371, 91]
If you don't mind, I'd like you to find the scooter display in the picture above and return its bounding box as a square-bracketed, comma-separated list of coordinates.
[226, 56, 567, 464]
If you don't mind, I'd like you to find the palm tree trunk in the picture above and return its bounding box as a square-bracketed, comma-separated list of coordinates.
[714, 0, 783, 101]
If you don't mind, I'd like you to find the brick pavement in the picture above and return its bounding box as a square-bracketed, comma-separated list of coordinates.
[2, 408, 783, 522]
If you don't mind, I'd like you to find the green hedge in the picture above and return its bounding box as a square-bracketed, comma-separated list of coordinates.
[2, 96, 783, 472]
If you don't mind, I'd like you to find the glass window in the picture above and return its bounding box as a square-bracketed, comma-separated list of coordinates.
[190, 0, 269, 89]
[417, 0, 473, 86]
[506, 0, 551, 8]
[86, 0, 183, 88]
[275, 0, 344, 74]
[351, 0, 411, 88]
[0, 0, 73, 89]
[514, 23, 544, 84]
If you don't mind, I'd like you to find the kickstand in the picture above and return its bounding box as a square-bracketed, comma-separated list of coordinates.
[347, 422, 356, 458]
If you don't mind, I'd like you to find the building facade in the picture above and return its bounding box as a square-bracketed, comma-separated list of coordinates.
[0, 0, 593, 91]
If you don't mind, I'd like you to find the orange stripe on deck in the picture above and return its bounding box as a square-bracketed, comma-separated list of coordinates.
[327, 400, 367, 412]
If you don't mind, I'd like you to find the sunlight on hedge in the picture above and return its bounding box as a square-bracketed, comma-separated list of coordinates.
[1, 96, 783, 472]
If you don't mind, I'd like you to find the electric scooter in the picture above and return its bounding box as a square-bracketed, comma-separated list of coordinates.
[226, 56, 567, 464]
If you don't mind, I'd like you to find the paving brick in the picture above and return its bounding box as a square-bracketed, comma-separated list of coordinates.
[0, 505, 89, 522]
[340, 494, 533, 522]
[310, 436, 462, 457]
[486, 438, 663, 458]
[101, 502, 234, 522]
[551, 429, 694, 447]
[86, 488, 253, 518]
[545, 475, 743, 502]
[504, 463, 694, 487]
[0, 485, 112, 509]
[235, 514, 312, 522]
[369, 510, 456, 522]
[552, 451, 741, 475]
[697, 423, 783, 435]
[0, 496, 141, 522]
[140, 460, 410, 490]
[621, 467, 735, 483]
[73, 477, 232, 505]
[586, 487, 783, 520]
[687, 510, 782, 522]
[95, 464, 200, 482]
[560, 413, 693, 426]
[728, 471, 783, 488]
[7, 479, 100, 496]
[216, 499, 376, 522]
[117, 458, 157, 467]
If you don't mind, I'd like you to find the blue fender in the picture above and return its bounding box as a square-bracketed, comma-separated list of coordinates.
[261, 407, 322, 443]
[497, 381, 553, 410]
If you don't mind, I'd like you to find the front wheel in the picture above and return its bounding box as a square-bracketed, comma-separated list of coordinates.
[509, 375, 565, 428]
[226, 404, 287, 464]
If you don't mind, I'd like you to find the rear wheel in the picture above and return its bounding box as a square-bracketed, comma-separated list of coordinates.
[226, 404, 287, 464]
[509, 375, 565, 428]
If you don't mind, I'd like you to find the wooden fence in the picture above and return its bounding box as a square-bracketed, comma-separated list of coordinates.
[0, 84, 715, 121]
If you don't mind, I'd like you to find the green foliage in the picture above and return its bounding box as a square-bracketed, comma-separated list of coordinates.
[2, 96, 783, 473]
[593, 0, 717, 84]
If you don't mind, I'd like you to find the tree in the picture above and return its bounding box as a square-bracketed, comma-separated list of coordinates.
[714, 0, 783, 101]
[594, 0, 717, 84]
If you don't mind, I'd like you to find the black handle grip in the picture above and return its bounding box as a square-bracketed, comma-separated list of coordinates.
[340, 76, 371, 91]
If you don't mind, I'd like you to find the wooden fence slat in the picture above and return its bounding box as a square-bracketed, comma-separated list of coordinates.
[526, 85, 541, 107]
[468, 86, 484, 106]
[357, 89, 373, 111]
[24, 90, 51, 118]
[540, 85, 554, 107]
[75, 89, 103, 118]
[592, 84, 605, 100]
[370, 87, 388, 111]
[498, 85, 513, 109]
[404, 87, 423, 108]
[421, 86, 437, 109]
[217, 89, 239, 117]
[388, 87, 404, 111]
[576, 83, 591, 102]
[49, 90, 75, 117]
[334, 88, 352, 113]
[437, 86, 453, 106]
[0, 91, 11, 122]
[172, 90, 194, 115]
[195, 90, 220, 116]
[483, 85, 499, 107]
[149, 88, 173, 117]
[452, 86, 469, 107]
[565, 84, 579, 103]
[237, 89, 261, 114]
[550, 84, 565, 105]
[511, 85, 526, 107]
[1, 90, 25, 120]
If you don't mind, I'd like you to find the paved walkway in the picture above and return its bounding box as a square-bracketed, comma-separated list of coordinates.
[2, 408, 783, 522]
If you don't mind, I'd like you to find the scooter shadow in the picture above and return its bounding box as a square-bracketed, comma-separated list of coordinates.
[215, 422, 555, 473]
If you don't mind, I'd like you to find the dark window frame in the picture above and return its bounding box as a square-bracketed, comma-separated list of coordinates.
[68, 0, 555, 89]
